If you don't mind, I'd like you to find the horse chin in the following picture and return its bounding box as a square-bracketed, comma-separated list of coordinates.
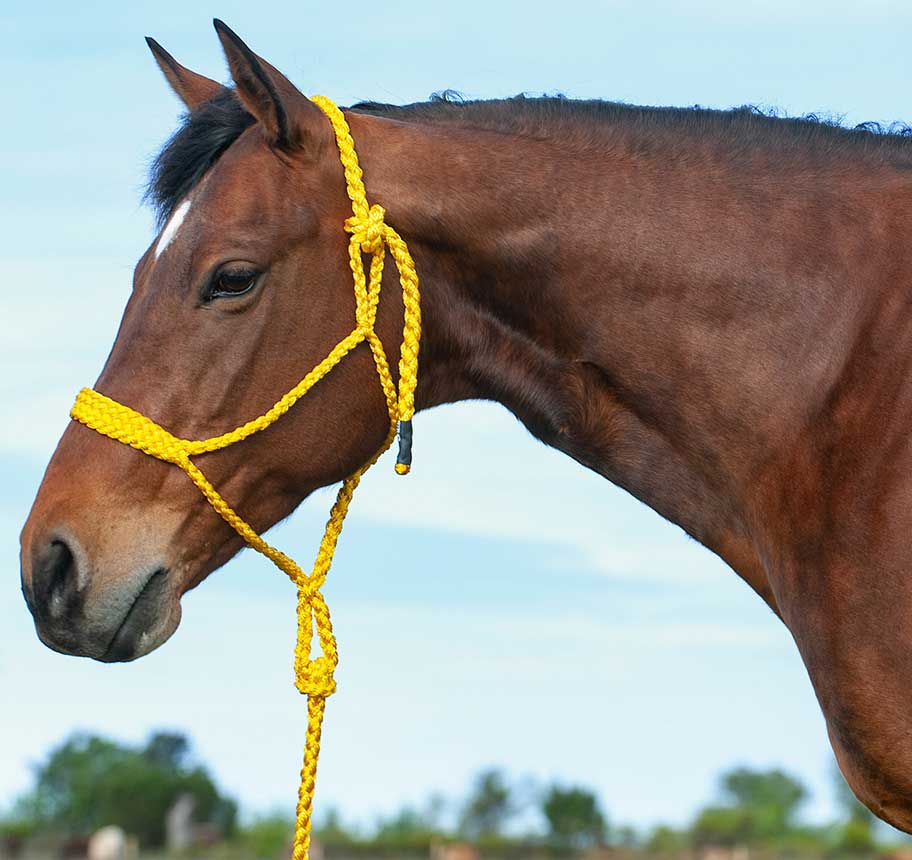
[30, 569, 183, 665]
[829, 724, 912, 832]
[97, 580, 183, 664]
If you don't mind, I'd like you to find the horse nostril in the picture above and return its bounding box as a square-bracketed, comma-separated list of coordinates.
[31, 538, 82, 620]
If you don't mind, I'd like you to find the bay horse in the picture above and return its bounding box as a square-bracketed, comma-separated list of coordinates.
[19, 20, 912, 827]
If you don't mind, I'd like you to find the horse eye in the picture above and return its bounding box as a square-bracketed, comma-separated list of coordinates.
[206, 266, 260, 301]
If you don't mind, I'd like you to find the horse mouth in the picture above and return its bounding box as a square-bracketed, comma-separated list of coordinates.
[101, 568, 171, 663]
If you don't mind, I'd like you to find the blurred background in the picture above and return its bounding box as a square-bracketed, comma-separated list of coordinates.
[2, 1, 911, 858]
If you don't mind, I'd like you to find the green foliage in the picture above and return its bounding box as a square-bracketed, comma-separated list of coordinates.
[720, 767, 807, 833]
[691, 806, 755, 847]
[1, 749, 890, 859]
[833, 817, 877, 856]
[460, 768, 514, 839]
[144, 731, 191, 769]
[691, 766, 808, 846]
[374, 806, 441, 846]
[645, 824, 688, 854]
[541, 784, 607, 850]
[315, 807, 357, 844]
[239, 814, 294, 859]
[7, 730, 236, 849]
[0, 815, 37, 841]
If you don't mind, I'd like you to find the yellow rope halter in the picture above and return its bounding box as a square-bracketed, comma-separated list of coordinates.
[69, 95, 420, 859]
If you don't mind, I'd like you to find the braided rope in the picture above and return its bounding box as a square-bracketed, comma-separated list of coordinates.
[69, 96, 420, 860]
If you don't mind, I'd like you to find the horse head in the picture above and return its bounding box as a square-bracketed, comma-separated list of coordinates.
[20, 23, 401, 662]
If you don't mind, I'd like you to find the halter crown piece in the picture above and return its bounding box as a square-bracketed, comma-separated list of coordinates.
[70, 96, 421, 860]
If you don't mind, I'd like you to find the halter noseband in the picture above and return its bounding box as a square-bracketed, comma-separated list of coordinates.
[69, 95, 421, 860]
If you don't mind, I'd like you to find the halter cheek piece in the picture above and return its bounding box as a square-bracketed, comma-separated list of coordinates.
[69, 95, 420, 860]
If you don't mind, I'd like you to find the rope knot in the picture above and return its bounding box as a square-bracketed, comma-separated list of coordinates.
[347, 204, 387, 254]
[295, 654, 337, 699]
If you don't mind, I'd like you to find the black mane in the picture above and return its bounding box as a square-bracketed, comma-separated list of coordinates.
[148, 88, 912, 225]
[353, 91, 912, 161]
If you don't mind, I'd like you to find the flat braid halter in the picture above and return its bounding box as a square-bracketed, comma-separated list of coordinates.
[69, 95, 420, 860]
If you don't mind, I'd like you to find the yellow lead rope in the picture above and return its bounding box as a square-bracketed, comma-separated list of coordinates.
[69, 96, 420, 860]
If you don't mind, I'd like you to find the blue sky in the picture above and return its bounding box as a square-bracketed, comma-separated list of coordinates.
[2, 0, 911, 834]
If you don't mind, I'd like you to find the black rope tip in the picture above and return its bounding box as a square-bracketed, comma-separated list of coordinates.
[395, 419, 413, 474]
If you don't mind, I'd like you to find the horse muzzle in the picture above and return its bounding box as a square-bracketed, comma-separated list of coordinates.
[20, 525, 181, 663]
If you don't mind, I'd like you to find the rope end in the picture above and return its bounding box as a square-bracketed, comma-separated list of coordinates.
[395, 419, 413, 475]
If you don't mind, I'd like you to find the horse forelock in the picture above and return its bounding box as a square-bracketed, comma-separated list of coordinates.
[147, 87, 255, 227]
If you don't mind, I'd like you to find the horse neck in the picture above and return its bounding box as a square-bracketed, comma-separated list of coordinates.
[348, 109, 873, 573]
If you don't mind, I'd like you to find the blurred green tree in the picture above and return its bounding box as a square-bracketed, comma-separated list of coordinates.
[143, 731, 190, 769]
[241, 813, 294, 859]
[375, 806, 440, 844]
[8, 731, 236, 848]
[460, 768, 514, 839]
[691, 806, 754, 847]
[541, 784, 607, 850]
[316, 807, 357, 844]
[721, 767, 806, 832]
[646, 824, 688, 854]
[691, 766, 807, 846]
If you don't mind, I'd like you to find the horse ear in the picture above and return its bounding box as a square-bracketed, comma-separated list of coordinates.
[146, 37, 220, 110]
[213, 19, 321, 149]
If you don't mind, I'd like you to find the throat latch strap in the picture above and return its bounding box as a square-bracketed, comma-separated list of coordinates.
[70, 95, 420, 860]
